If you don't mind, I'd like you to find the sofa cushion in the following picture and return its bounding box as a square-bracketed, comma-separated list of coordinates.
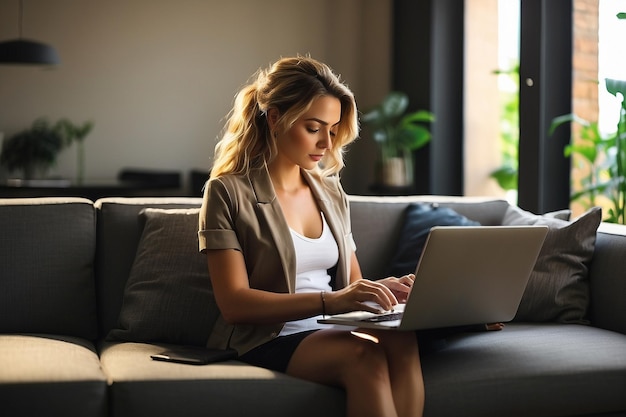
[387, 202, 480, 277]
[107, 208, 218, 346]
[99, 341, 345, 417]
[503, 206, 602, 323]
[94, 197, 203, 339]
[0, 334, 107, 417]
[421, 323, 626, 417]
[0, 198, 98, 339]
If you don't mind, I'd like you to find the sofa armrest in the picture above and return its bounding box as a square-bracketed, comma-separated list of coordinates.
[588, 223, 626, 335]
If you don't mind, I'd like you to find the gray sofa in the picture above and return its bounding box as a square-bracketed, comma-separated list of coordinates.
[1, 195, 625, 417]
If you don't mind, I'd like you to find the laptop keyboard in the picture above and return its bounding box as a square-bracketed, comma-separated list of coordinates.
[360, 311, 404, 323]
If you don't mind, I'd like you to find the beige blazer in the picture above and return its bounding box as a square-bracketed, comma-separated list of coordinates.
[198, 165, 355, 355]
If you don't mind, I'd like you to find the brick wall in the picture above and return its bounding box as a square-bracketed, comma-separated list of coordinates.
[571, 0, 599, 215]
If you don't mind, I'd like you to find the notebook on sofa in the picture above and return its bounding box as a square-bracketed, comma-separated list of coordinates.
[318, 225, 549, 330]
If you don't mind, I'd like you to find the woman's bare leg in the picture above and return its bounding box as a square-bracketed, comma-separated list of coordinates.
[286, 329, 423, 417]
[367, 329, 424, 417]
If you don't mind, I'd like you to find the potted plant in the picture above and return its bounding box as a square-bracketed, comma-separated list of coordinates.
[56, 119, 94, 184]
[361, 91, 434, 187]
[0, 118, 64, 179]
[0, 118, 94, 182]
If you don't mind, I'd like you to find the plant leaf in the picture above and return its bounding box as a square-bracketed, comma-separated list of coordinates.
[401, 110, 435, 124]
[490, 166, 518, 190]
[381, 92, 409, 118]
[548, 113, 589, 135]
[565, 143, 597, 163]
[395, 125, 431, 150]
[606, 78, 626, 106]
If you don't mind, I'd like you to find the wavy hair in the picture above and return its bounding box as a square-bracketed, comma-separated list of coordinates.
[210, 56, 359, 178]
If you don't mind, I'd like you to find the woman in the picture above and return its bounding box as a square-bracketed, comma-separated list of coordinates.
[199, 56, 424, 417]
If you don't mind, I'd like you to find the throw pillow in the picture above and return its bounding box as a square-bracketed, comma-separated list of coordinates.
[387, 203, 480, 277]
[107, 208, 218, 346]
[504, 205, 602, 324]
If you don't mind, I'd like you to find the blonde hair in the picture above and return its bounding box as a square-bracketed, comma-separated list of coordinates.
[210, 56, 359, 178]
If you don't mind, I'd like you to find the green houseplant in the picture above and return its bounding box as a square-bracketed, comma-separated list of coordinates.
[490, 65, 520, 193]
[548, 12, 626, 223]
[0, 118, 94, 181]
[56, 118, 94, 184]
[361, 91, 434, 187]
[550, 78, 626, 223]
[0, 118, 64, 179]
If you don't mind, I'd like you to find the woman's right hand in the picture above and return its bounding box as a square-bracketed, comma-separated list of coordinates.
[325, 279, 398, 315]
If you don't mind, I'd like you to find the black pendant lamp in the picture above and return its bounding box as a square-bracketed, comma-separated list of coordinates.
[0, 0, 60, 65]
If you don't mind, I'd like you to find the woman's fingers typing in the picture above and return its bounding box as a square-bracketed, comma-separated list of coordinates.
[378, 274, 415, 303]
[327, 279, 398, 314]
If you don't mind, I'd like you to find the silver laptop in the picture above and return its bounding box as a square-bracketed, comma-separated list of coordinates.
[318, 225, 548, 330]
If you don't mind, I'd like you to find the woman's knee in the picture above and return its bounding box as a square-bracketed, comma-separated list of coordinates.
[342, 336, 390, 381]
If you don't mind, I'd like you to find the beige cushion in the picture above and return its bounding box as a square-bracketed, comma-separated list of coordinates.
[504, 206, 602, 323]
[107, 208, 218, 345]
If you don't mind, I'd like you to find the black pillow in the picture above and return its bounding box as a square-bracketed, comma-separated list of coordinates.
[387, 203, 480, 277]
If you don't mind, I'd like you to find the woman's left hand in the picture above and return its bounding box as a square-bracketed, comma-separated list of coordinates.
[378, 274, 415, 303]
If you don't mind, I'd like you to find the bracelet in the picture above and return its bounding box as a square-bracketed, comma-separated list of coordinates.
[320, 291, 327, 317]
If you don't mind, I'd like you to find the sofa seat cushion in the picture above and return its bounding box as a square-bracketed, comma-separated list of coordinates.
[99, 341, 345, 417]
[421, 323, 626, 417]
[0, 334, 107, 417]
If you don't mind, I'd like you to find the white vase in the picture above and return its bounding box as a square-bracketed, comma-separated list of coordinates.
[382, 156, 410, 187]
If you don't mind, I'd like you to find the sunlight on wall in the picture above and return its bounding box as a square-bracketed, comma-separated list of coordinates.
[598, 0, 626, 135]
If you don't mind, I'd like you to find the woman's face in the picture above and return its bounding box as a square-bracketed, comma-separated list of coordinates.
[275, 95, 341, 170]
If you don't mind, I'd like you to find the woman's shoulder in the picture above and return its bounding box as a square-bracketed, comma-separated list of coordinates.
[207, 169, 268, 201]
[208, 172, 249, 188]
[207, 173, 252, 197]
[306, 170, 343, 193]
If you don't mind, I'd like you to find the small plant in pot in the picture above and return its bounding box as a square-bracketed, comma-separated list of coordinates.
[0, 118, 65, 179]
[0, 118, 94, 182]
[361, 91, 434, 187]
[56, 118, 94, 184]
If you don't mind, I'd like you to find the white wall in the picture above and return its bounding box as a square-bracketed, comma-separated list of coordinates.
[464, 0, 503, 198]
[0, 0, 391, 192]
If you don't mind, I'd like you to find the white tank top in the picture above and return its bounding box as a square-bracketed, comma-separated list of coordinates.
[279, 212, 339, 336]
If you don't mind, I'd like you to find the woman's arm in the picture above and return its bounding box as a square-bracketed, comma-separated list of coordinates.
[207, 249, 322, 325]
[207, 249, 400, 325]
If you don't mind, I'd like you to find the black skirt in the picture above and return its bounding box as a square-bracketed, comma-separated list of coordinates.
[239, 330, 319, 373]
[238, 327, 455, 373]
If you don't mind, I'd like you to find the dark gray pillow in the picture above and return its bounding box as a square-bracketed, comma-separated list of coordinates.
[107, 208, 218, 346]
[0, 199, 98, 339]
[387, 203, 480, 277]
[504, 205, 602, 323]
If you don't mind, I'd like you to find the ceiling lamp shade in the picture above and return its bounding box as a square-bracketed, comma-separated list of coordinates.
[0, 39, 60, 65]
[0, 0, 60, 66]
